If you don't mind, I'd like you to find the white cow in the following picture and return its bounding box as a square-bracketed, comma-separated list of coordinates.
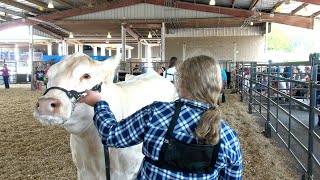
[33, 53, 178, 180]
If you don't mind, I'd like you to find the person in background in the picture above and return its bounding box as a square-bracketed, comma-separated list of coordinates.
[221, 67, 227, 103]
[34, 66, 45, 90]
[1, 64, 10, 89]
[156, 66, 166, 76]
[80, 55, 243, 179]
[163, 57, 178, 83]
[44, 64, 51, 89]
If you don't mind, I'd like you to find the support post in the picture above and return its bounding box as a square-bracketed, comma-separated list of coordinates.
[101, 46, 106, 56]
[161, 22, 166, 62]
[93, 46, 98, 56]
[138, 42, 142, 59]
[121, 24, 126, 62]
[29, 25, 35, 90]
[74, 44, 79, 53]
[265, 60, 272, 138]
[79, 45, 83, 53]
[47, 43, 52, 55]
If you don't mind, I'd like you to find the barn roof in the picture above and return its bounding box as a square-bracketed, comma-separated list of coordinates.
[0, 0, 319, 44]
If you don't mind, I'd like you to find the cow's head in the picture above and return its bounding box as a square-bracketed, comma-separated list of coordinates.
[33, 53, 120, 134]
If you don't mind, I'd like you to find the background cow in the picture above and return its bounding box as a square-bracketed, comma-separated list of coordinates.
[34, 53, 178, 180]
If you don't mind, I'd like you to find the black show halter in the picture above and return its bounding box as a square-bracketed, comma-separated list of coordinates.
[43, 82, 111, 180]
[43, 82, 102, 100]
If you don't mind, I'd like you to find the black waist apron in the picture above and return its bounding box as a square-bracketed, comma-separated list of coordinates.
[145, 101, 220, 174]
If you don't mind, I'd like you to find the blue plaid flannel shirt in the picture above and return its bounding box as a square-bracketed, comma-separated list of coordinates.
[94, 98, 243, 180]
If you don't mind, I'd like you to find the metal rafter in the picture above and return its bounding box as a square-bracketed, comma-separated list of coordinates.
[24, 0, 58, 12]
[0, 0, 316, 31]
[0, 7, 27, 18]
[290, 3, 308, 15]
[34, 25, 63, 39]
[53, 0, 77, 9]
[249, 0, 259, 10]
[232, 0, 236, 8]
[298, 0, 320, 5]
[271, 1, 283, 13]
[310, 10, 320, 17]
[0, 0, 43, 15]
[0, 14, 13, 21]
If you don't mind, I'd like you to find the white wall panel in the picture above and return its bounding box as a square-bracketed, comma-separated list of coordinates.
[165, 36, 264, 62]
[166, 27, 263, 37]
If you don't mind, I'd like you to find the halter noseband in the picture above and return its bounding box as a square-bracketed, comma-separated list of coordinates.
[42, 82, 102, 125]
[43, 82, 102, 100]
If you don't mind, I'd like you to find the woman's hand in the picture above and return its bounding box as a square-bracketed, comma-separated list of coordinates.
[79, 89, 103, 107]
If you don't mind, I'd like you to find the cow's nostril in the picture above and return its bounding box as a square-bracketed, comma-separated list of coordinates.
[51, 103, 56, 108]
[36, 102, 40, 108]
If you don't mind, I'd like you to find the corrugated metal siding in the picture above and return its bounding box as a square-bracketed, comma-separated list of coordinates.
[63, 3, 232, 20]
[166, 27, 263, 37]
[33, 29, 55, 39]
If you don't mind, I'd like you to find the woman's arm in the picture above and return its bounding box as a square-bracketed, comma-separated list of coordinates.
[93, 101, 153, 148]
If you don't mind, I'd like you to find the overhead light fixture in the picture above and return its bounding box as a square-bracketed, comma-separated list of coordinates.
[209, 0, 215, 6]
[107, 32, 112, 39]
[48, 1, 54, 9]
[69, 32, 74, 38]
[250, 21, 254, 26]
[148, 32, 152, 38]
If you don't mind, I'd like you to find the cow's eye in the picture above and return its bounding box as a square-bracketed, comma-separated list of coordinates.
[82, 73, 91, 79]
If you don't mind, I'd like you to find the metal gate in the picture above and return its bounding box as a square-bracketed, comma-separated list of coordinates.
[236, 53, 320, 179]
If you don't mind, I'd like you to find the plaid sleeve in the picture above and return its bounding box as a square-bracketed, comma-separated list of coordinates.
[219, 122, 243, 180]
[93, 101, 153, 148]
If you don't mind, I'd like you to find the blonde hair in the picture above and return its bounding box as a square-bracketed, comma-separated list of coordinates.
[176, 55, 222, 145]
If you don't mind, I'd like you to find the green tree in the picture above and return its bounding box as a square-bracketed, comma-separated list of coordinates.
[268, 26, 294, 52]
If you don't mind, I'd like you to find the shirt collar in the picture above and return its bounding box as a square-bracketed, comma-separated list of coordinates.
[178, 98, 211, 110]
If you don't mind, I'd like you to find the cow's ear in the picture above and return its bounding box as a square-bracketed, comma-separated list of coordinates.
[102, 54, 121, 70]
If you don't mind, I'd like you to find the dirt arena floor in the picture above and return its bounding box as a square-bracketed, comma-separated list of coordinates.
[0, 84, 300, 179]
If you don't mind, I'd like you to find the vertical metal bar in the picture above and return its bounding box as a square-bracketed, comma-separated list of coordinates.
[240, 62, 244, 102]
[289, 64, 293, 149]
[265, 61, 271, 138]
[121, 24, 126, 62]
[307, 54, 316, 179]
[29, 25, 34, 91]
[161, 22, 166, 62]
[249, 62, 254, 114]
[276, 65, 279, 133]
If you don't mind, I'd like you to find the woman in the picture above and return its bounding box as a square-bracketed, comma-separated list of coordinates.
[163, 57, 178, 83]
[1, 64, 10, 89]
[80, 55, 243, 179]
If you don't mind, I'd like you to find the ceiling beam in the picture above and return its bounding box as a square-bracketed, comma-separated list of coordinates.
[53, 0, 77, 9]
[310, 10, 320, 18]
[0, 0, 315, 31]
[260, 13, 313, 29]
[24, 0, 58, 12]
[232, 0, 236, 8]
[125, 28, 139, 40]
[290, 3, 308, 15]
[297, 0, 320, 5]
[34, 25, 63, 39]
[0, 15, 13, 21]
[0, 7, 27, 17]
[271, 1, 283, 13]
[249, 0, 259, 10]
[0, 0, 43, 15]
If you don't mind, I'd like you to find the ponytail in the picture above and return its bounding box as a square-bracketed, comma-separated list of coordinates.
[195, 106, 221, 145]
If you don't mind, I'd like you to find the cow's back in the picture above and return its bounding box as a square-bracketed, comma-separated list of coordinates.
[118, 72, 178, 116]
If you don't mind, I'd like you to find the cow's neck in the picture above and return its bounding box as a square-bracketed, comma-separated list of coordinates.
[70, 123, 105, 179]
